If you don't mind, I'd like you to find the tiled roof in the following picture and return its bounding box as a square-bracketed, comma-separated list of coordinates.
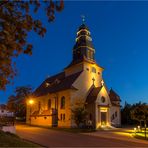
[33, 71, 82, 97]
[86, 86, 102, 104]
[109, 88, 121, 102]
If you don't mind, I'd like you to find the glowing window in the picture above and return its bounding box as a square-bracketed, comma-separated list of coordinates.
[61, 96, 65, 109]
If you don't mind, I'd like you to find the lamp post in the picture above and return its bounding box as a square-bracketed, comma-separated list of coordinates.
[28, 99, 34, 125]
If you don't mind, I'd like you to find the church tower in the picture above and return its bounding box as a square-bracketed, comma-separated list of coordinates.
[72, 23, 95, 63]
[65, 22, 103, 80]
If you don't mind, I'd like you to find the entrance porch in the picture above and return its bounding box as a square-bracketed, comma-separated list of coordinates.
[96, 106, 110, 128]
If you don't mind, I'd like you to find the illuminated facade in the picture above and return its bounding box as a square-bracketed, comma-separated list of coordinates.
[26, 23, 121, 128]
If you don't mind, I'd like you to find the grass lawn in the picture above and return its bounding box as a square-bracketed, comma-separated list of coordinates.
[132, 129, 148, 140]
[0, 130, 40, 147]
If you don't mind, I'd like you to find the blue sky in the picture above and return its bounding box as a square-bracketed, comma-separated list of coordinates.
[0, 1, 148, 105]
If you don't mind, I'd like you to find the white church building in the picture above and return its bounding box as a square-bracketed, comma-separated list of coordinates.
[26, 23, 121, 128]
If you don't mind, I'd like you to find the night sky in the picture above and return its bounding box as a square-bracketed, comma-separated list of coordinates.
[1, 1, 148, 105]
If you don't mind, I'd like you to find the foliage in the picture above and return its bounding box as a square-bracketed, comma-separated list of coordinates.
[131, 103, 148, 125]
[7, 85, 32, 118]
[121, 101, 133, 125]
[0, 0, 64, 90]
[71, 99, 88, 128]
[121, 101, 148, 126]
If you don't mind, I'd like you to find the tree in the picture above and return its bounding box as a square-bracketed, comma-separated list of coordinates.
[7, 95, 17, 112]
[7, 85, 32, 119]
[131, 103, 148, 139]
[131, 103, 148, 126]
[0, 1, 64, 90]
[121, 101, 133, 125]
[71, 99, 88, 128]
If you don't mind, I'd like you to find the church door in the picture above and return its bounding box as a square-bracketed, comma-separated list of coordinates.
[101, 112, 107, 125]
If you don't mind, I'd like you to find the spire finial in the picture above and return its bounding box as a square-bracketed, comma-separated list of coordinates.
[81, 15, 85, 24]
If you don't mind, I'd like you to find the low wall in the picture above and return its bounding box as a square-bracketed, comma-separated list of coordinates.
[1, 126, 16, 134]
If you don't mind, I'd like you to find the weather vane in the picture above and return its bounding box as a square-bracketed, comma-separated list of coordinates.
[81, 15, 85, 24]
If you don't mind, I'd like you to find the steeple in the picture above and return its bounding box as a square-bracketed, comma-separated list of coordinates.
[72, 22, 95, 64]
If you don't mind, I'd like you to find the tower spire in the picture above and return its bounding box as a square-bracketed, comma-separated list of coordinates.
[81, 15, 85, 24]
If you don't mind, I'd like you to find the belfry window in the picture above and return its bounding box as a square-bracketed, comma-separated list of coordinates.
[87, 50, 91, 59]
[61, 96, 65, 109]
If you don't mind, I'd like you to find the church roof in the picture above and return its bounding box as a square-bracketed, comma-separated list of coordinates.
[109, 88, 121, 102]
[86, 86, 102, 104]
[33, 71, 82, 97]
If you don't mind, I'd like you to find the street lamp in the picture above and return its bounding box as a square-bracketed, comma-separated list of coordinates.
[28, 99, 34, 125]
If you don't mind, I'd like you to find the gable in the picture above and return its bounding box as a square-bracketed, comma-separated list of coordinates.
[96, 85, 111, 105]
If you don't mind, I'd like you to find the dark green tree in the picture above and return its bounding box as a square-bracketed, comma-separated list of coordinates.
[0, 0, 64, 90]
[121, 101, 133, 125]
[71, 100, 88, 128]
[7, 95, 17, 112]
[131, 103, 148, 126]
[7, 85, 32, 119]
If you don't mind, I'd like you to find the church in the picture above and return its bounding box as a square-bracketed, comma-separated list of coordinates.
[26, 22, 121, 128]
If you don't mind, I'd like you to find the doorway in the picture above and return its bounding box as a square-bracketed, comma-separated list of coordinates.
[101, 112, 107, 125]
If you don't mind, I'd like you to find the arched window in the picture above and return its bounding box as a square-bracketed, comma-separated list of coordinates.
[89, 113, 92, 120]
[101, 96, 106, 103]
[92, 67, 96, 73]
[48, 99, 51, 110]
[61, 96, 65, 109]
[38, 101, 41, 110]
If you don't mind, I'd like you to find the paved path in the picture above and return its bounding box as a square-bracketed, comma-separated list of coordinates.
[83, 128, 148, 145]
[16, 125, 148, 147]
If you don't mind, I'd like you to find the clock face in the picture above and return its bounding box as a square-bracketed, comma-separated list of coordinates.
[101, 96, 105, 103]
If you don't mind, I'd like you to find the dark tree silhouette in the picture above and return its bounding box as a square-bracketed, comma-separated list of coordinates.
[0, 1, 64, 90]
[7, 85, 33, 119]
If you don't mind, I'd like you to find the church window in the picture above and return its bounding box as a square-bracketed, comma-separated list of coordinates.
[89, 113, 92, 120]
[115, 111, 117, 117]
[45, 82, 50, 87]
[48, 99, 51, 110]
[61, 96, 65, 109]
[98, 72, 100, 75]
[38, 101, 41, 110]
[87, 50, 91, 59]
[63, 114, 65, 121]
[92, 67, 96, 73]
[86, 68, 89, 71]
[60, 114, 62, 120]
[112, 114, 115, 120]
[101, 96, 105, 103]
[90, 51, 93, 59]
[44, 117, 47, 119]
